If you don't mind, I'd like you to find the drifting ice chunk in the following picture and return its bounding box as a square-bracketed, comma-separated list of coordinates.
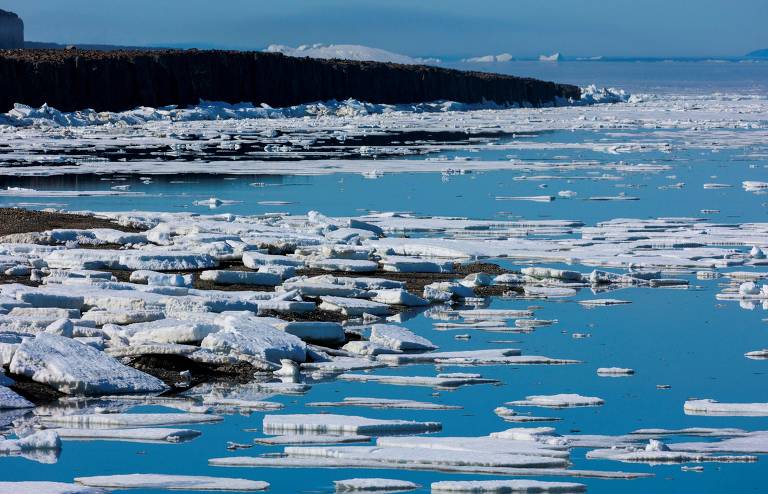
[53, 428, 201, 443]
[493, 408, 560, 423]
[0, 430, 61, 454]
[319, 296, 392, 316]
[334, 478, 419, 491]
[596, 367, 635, 376]
[41, 413, 222, 428]
[0, 482, 105, 494]
[303, 356, 386, 373]
[684, 399, 768, 416]
[369, 324, 437, 352]
[280, 445, 566, 468]
[199, 270, 281, 286]
[431, 479, 586, 493]
[338, 373, 499, 388]
[507, 394, 604, 408]
[523, 287, 577, 298]
[307, 397, 461, 410]
[376, 348, 520, 365]
[262, 414, 441, 435]
[9, 333, 168, 395]
[578, 299, 631, 306]
[74, 474, 269, 491]
[253, 435, 372, 445]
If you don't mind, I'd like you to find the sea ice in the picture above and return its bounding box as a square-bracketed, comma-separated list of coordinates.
[9, 333, 168, 395]
[262, 414, 441, 435]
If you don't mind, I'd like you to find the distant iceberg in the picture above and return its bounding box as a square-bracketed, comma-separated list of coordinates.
[539, 52, 562, 62]
[462, 53, 514, 63]
[264, 43, 440, 65]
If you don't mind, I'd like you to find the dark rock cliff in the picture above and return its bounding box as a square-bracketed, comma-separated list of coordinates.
[0, 49, 581, 112]
[0, 10, 23, 49]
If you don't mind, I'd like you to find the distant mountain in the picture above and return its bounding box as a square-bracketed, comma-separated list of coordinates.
[264, 43, 441, 65]
[746, 48, 768, 58]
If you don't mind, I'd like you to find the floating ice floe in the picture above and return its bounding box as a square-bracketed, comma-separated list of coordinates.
[430, 479, 586, 493]
[262, 414, 441, 435]
[684, 399, 768, 416]
[494, 408, 561, 423]
[334, 478, 419, 492]
[74, 474, 269, 491]
[40, 413, 223, 428]
[307, 397, 461, 410]
[507, 394, 604, 408]
[369, 324, 437, 352]
[338, 373, 500, 388]
[0, 482, 106, 494]
[253, 434, 372, 445]
[52, 427, 201, 443]
[596, 367, 635, 376]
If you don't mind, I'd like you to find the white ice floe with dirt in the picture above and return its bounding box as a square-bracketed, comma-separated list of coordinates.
[9, 333, 168, 395]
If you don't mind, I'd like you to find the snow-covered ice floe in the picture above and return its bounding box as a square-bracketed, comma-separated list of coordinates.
[74, 474, 269, 491]
[0, 482, 106, 494]
[334, 478, 420, 492]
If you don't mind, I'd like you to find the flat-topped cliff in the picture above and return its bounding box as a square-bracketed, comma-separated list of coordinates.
[0, 49, 580, 112]
[0, 9, 23, 49]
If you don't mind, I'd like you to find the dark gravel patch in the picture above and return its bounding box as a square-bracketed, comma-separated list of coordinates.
[128, 354, 257, 393]
[0, 208, 142, 236]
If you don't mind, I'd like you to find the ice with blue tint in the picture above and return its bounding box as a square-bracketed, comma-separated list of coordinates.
[0, 62, 767, 494]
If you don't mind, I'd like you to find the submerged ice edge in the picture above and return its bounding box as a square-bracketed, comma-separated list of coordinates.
[0, 86, 629, 128]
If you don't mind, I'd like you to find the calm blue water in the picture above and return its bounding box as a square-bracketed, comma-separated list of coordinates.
[1, 62, 767, 493]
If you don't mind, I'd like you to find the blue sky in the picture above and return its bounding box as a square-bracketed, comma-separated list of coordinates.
[3, 0, 765, 57]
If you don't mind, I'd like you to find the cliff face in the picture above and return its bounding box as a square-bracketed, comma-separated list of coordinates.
[0, 10, 23, 49]
[0, 49, 580, 112]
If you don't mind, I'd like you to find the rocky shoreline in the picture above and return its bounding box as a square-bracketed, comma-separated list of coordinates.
[0, 49, 580, 112]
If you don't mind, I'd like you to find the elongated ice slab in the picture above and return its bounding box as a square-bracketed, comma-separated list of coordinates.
[431, 480, 586, 493]
[262, 414, 441, 435]
[74, 474, 269, 491]
[684, 399, 768, 416]
[334, 478, 419, 492]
